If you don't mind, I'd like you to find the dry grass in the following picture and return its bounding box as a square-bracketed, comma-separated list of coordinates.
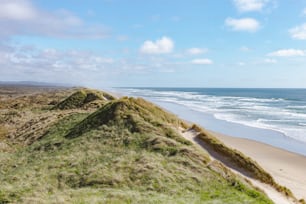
[192, 124, 295, 199]
[300, 199, 306, 204]
[0, 126, 8, 140]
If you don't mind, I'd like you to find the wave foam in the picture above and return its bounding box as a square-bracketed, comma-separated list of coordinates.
[118, 88, 306, 144]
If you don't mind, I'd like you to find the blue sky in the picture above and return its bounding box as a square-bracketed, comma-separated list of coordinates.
[1, 0, 306, 88]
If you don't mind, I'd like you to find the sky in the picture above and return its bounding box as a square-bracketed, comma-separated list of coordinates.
[1, 0, 306, 88]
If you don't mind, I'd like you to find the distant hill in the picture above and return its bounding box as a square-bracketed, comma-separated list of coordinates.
[0, 81, 73, 87]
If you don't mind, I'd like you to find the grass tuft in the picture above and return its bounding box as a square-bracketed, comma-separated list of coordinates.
[0, 126, 8, 141]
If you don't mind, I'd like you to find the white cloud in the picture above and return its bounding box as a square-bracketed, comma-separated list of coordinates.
[191, 58, 213, 65]
[0, 0, 109, 39]
[0, 0, 36, 20]
[268, 49, 305, 57]
[289, 24, 306, 40]
[0, 43, 186, 85]
[187, 48, 208, 55]
[238, 62, 246, 66]
[302, 8, 306, 16]
[264, 58, 277, 63]
[140, 36, 174, 54]
[233, 0, 270, 12]
[225, 18, 260, 32]
[0, 44, 119, 85]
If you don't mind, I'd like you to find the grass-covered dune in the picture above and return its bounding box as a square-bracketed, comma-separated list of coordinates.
[53, 89, 115, 110]
[0, 87, 274, 203]
[190, 125, 293, 197]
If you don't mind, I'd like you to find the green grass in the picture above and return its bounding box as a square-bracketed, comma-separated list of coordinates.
[53, 89, 115, 110]
[0, 96, 273, 203]
[66, 97, 188, 143]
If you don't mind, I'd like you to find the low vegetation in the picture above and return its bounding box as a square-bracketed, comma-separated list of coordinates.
[53, 89, 115, 110]
[0, 126, 8, 140]
[0, 87, 276, 203]
[191, 124, 294, 198]
[300, 199, 306, 204]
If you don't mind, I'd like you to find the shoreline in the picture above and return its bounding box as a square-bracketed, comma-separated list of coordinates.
[108, 89, 306, 200]
[210, 130, 306, 201]
[132, 96, 306, 200]
[156, 99, 306, 201]
[108, 87, 306, 156]
[153, 100, 306, 157]
[158, 100, 306, 201]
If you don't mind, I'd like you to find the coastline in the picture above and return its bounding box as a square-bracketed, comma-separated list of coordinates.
[108, 89, 306, 201]
[158, 99, 306, 201]
[161, 100, 306, 201]
[112, 93, 306, 201]
[155, 99, 306, 200]
[153, 100, 306, 157]
[109, 87, 306, 157]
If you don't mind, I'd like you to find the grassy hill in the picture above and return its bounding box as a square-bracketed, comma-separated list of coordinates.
[0, 87, 273, 203]
[53, 89, 115, 110]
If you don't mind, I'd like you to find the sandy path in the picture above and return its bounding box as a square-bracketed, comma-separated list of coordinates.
[181, 129, 296, 204]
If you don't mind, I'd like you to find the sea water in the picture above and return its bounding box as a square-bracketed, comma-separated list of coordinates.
[113, 88, 306, 155]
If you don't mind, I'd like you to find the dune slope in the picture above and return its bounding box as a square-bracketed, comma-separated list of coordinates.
[0, 87, 273, 203]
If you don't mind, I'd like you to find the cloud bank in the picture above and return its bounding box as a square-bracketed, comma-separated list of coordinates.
[0, 0, 109, 39]
[191, 58, 213, 65]
[268, 49, 305, 57]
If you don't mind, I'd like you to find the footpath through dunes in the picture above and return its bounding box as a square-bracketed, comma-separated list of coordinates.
[0, 88, 273, 203]
[181, 127, 300, 204]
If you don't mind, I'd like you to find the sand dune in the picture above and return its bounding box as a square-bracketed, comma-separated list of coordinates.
[181, 129, 297, 204]
[211, 131, 306, 201]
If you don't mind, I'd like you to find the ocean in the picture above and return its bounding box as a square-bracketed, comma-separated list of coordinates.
[113, 87, 306, 155]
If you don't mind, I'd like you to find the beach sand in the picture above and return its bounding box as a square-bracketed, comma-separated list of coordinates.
[210, 131, 306, 201]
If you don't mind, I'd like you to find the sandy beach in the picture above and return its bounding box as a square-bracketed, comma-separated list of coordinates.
[210, 131, 306, 201]
[118, 97, 306, 201]
[111, 90, 306, 201]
